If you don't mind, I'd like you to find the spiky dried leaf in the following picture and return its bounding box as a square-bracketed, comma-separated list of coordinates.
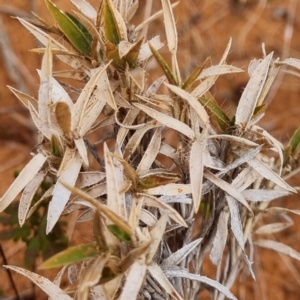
[147, 264, 184, 300]
[190, 138, 205, 211]
[162, 238, 202, 266]
[0, 153, 47, 212]
[18, 171, 46, 226]
[47, 151, 82, 233]
[71, 0, 97, 19]
[137, 127, 161, 176]
[255, 222, 292, 235]
[162, 267, 238, 300]
[119, 261, 147, 300]
[133, 103, 195, 139]
[254, 239, 300, 262]
[4, 266, 72, 300]
[235, 52, 273, 129]
[210, 211, 229, 265]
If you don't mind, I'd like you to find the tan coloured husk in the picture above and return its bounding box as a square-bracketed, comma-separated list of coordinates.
[1, 0, 300, 299]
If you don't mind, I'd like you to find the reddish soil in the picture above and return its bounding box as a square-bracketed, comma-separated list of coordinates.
[1, 0, 300, 299]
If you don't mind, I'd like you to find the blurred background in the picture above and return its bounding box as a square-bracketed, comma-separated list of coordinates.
[0, 0, 300, 299]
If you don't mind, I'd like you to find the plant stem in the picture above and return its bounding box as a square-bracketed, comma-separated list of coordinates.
[0, 243, 21, 300]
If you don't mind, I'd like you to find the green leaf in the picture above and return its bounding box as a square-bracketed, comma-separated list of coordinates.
[51, 135, 63, 157]
[252, 104, 267, 120]
[182, 57, 209, 90]
[103, 0, 121, 45]
[45, 0, 92, 56]
[107, 44, 126, 70]
[39, 243, 100, 269]
[149, 43, 178, 85]
[65, 12, 93, 44]
[99, 266, 117, 284]
[126, 39, 144, 68]
[107, 224, 131, 243]
[25, 237, 40, 269]
[198, 96, 230, 131]
[289, 125, 300, 155]
[12, 226, 31, 242]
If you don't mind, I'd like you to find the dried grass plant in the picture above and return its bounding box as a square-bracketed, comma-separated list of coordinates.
[1, 0, 300, 299]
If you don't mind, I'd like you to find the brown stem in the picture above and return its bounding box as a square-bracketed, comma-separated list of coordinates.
[0, 243, 21, 300]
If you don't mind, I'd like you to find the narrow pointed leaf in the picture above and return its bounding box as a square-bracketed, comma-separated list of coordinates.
[182, 58, 208, 90]
[79, 65, 115, 136]
[66, 12, 93, 43]
[288, 125, 300, 156]
[242, 189, 290, 202]
[4, 266, 72, 300]
[147, 264, 184, 300]
[241, 153, 295, 192]
[103, 0, 127, 45]
[162, 268, 237, 300]
[38, 38, 52, 125]
[149, 43, 178, 85]
[138, 36, 163, 64]
[137, 128, 161, 176]
[45, 0, 91, 56]
[210, 211, 229, 265]
[76, 171, 106, 188]
[18, 18, 88, 71]
[266, 207, 300, 216]
[124, 122, 161, 160]
[257, 60, 280, 106]
[72, 63, 110, 132]
[254, 239, 300, 262]
[116, 107, 140, 148]
[0, 153, 47, 211]
[119, 261, 147, 300]
[36, 70, 74, 108]
[199, 65, 243, 79]
[107, 224, 131, 242]
[28, 103, 55, 140]
[40, 243, 99, 269]
[47, 151, 82, 233]
[27, 185, 54, 219]
[133, 103, 195, 139]
[70, 0, 97, 19]
[208, 134, 258, 147]
[226, 195, 255, 279]
[147, 214, 169, 263]
[146, 183, 192, 196]
[119, 242, 150, 274]
[255, 222, 292, 235]
[19, 171, 46, 226]
[140, 194, 187, 227]
[235, 52, 273, 128]
[135, 2, 179, 32]
[78, 254, 110, 296]
[160, 0, 177, 54]
[190, 138, 205, 212]
[226, 195, 245, 251]
[162, 238, 202, 266]
[74, 138, 89, 166]
[165, 83, 209, 128]
[198, 96, 230, 131]
[204, 171, 252, 213]
[61, 182, 134, 238]
[104, 143, 124, 218]
[8, 86, 37, 109]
